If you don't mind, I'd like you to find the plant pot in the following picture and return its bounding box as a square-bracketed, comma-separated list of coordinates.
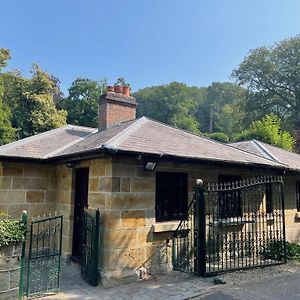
[123, 86, 130, 96]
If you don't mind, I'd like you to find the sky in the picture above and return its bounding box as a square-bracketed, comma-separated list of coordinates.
[1, 0, 300, 94]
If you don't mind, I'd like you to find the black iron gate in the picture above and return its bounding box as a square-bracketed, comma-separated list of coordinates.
[81, 209, 100, 286]
[20, 214, 63, 297]
[173, 175, 286, 276]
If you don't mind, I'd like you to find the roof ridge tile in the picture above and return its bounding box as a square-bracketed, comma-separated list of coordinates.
[104, 117, 147, 149]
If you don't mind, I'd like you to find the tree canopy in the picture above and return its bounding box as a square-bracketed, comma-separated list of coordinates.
[234, 114, 295, 151]
[0, 49, 16, 144]
[135, 82, 205, 134]
[60, 78, 105, 128]
[1, 59, 67, 139]
[232, 35, 300, 130]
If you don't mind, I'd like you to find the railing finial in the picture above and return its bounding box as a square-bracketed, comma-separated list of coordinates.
[196, 178, 204, 186]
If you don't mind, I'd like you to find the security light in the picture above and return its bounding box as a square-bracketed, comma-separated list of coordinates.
[144, 161, 157, 171]
[66, 162, 76, 168]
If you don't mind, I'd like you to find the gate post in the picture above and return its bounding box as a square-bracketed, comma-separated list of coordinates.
[194, 179, 206, 276]
[19, 210, 28, 299]
[280, 179, 287, 263]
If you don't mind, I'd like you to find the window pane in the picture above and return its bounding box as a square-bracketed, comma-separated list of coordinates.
[218, 175, 241, 218]
[296, 182, 300, 212]
[156, 172, 187, 222]
[266, 183, 273, 214]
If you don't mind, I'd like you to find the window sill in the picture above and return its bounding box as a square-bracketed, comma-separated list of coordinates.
[152, 221, 181, 232]
[209, 217, 256, 227]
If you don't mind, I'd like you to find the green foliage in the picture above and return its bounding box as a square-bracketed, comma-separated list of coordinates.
[198, 82, 246, 138]
[0, 48, 10, 70]
[262, 241, 300, 262]
[0, 213, 25, 247]
[135, 82, 246, 138]
[60, 78, 106, 128]
[0, 49, 17, 144]
[1, 64, 67, 138]
[135, 82, 206, 134]
[232, 35, 300, 131]
[114, 77, 129, 86]
[207, 132, 229, 143]
[234, 114, 295, 151]
[0, 102, 16, 144]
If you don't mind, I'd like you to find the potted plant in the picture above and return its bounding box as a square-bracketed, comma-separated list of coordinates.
[114, 77, 130, 94]
[0, 211, 26, 299]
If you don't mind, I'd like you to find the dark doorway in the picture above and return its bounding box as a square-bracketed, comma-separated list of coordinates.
[72, 167, 89, 262]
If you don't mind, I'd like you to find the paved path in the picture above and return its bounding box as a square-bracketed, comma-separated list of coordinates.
[43, 263, 300, 300]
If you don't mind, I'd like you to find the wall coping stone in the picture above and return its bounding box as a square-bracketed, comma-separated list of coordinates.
[152, 221, 181, 232]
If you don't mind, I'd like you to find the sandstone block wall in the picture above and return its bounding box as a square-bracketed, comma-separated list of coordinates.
[98, 157, 278, 284]
[0, 162, 56, 219]
[1, 156, 299, 286]
[0, 243, 22, 300]
[283, 174, 300, 244]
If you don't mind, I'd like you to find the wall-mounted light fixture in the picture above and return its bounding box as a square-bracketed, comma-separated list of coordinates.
[66, 162, 76, 168]
[144, 161, 157, 171]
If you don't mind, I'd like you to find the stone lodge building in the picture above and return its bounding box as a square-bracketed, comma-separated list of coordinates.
[0, 86, 299, 285]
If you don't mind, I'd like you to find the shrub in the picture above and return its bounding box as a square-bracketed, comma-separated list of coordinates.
[262, 240, 300, 262]
[0, 212, 25, 247]
[207, 132, 229, 143]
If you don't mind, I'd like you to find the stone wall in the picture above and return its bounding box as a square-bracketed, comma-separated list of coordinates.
[1, 157, 299, 286]
[0, 243, 22, 300]
[0, 162, 56, 219]
[54, 158, 112, 254]
[99, 156, 279, 285]
[283, 173, 300, 244]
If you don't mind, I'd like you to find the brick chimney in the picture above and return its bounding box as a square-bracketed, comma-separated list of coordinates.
[98, 85, 137, 131]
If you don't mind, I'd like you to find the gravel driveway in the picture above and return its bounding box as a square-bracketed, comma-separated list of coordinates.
[195, 262, 300, 300]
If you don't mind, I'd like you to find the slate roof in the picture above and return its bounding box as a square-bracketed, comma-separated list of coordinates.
[0, 117, 286, 169]
[230, 140, 300, 171]
[0, 125, 97, 159]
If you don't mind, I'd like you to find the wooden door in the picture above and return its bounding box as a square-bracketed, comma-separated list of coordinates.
[72, 167, 89, 262]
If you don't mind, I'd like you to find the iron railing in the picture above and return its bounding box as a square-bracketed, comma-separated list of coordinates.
[173, 175, 286, 276]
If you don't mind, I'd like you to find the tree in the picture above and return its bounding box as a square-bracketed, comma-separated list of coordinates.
[2, 64, 67, 138]
[135, 82, 206, 134]
[61, 78, 106, 127]
[206, 132, 229, 143]
[232, 35, 300, 131]
[234, 114, 295, 151]
[0, 49, 16, 144]
[197, 82, 246, 138]
[0, 49, 10, 69]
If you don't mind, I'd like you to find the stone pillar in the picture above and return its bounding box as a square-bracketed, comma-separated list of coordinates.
[0, 243, 22, 299]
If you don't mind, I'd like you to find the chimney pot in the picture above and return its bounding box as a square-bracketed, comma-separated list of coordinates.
[98, 84, 137, 131]
[123, 86, 130, 96]
[114, 85, 122, 93]
[107, 86, 114, 92]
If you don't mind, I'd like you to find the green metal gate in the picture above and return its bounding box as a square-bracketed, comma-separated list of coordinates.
[173, 175, 286, 276]
[20, 214, 63, 298]
[81, 209, 100, 286]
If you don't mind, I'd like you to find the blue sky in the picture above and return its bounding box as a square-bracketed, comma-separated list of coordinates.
[1, 0, 300, 94]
